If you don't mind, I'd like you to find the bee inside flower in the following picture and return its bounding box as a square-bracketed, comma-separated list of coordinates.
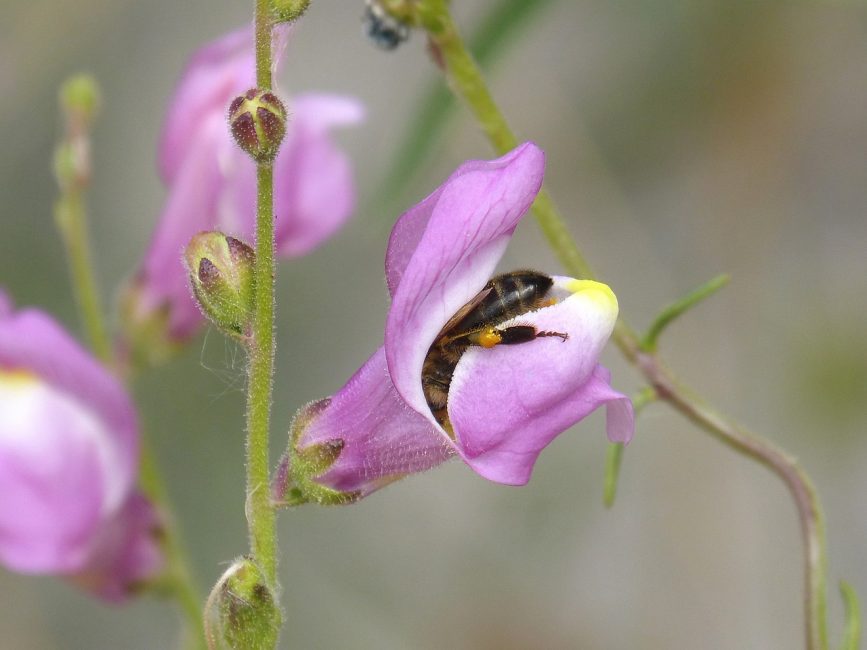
[276, 142, 634, 504]
[422, 269, 569, 435]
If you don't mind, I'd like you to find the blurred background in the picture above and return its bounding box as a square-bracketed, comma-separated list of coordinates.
[2, 0, 866, 648]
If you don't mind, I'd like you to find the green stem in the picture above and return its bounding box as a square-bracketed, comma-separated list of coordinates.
[53, 77, 205, 646]
[400, 0, 595, 280]
[377, 0, 557, 210]
[604, 387, 656, 508]
[839, 581, 861, 650]
[139, 441, 206, 650]
[54, 178, 111, 364]
[409, 2, 832, 648]
[246, 0, 278, 587]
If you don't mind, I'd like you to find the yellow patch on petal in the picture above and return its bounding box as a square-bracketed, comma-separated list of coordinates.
[0, 368, 39, 390]
[565, 279, 619, 318]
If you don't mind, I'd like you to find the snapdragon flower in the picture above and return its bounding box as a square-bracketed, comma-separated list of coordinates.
[0, 292, 161, 601]
[278, 143, 634, 503]
[125, 24, 363, 350]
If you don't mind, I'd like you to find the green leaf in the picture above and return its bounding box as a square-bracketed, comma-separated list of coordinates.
[641, 274, 730, 352]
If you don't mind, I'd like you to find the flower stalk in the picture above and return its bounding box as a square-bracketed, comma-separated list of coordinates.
[53, 74, 205, 648]
[391, 1, 849, 648]
[245, 0, 279, 590]
[53, 74, 112, 364]
[139, 442, 208, 650]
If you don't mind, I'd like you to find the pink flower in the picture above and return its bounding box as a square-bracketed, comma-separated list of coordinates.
[280, 143, 634, 502]
[0, 292, 162, 601]
[126, 25, 364, 345]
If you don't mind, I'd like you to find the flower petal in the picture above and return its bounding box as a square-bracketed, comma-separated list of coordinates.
[447, 278, 634, 484]
[222, 93, 365, 257]
[158, 26, 255, 184]
[274, 94, 364, 256]
[296, 347, 452, 496]
[70, 491, 164, 602]
[138, 114, 226, 340]
[384, 143, 545, 426]
[0, 309, 138, 489]
[158, 24, 292, 184]
[0, 375, 107, 572]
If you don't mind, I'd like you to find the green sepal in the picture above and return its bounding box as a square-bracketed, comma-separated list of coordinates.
[205, 557, 281, 650]
[271, 399, 361, 507]
[271, 0, 310, 22]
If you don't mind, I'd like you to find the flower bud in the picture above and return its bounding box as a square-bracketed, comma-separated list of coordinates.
[59, 74, 101, 130]
[228, 89, 287, 163]
[271, 0, 310, 22]
[184, 232, 255, 339]
[206, 557, 281, 650]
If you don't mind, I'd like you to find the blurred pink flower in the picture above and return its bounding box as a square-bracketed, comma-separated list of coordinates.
[0, 292, 162, 601]
[127, 24, 364, 343]
[282, 143, 634, 501]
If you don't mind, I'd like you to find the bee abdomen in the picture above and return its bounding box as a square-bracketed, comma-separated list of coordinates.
[471, 270, 553, 328]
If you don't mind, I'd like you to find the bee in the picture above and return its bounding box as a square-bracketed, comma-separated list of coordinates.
[363, 0, 410, 51]
[422, 270, 568, 430]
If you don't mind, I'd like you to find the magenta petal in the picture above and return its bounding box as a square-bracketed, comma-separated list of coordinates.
[139, 24, 362, 345]
[158, 24, 292, 183]
[138, 115, 226, 340]
[297, 348, 453, 496]
[0, 394, 106, 572]
[0, 307, 138, 573]
[0, 310, 138, 488]
[384, 143, 546, 423]
[446, 281, 632, 484]
[158, 26, 255, 183]
[453, 365, 633, 485]
[273, 94, 364, 256]
[71, 491, 163, 603]
[224, 93, 365, 258]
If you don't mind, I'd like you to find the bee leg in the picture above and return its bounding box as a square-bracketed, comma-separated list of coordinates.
[496, 325, 568, 345]
[536, 330, 568, 342]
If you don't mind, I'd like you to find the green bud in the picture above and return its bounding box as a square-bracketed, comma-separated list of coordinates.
[59, 74, 101, 130]
[271, 0, 311, 22]
[205, 558, 281, 650]
[184, 232, 255, 339]
[228, 89, 287, 163]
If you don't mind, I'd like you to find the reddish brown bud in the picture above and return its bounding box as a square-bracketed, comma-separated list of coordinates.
[228, 88, 287, 163]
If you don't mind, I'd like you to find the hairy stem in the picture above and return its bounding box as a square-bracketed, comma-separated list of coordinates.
[246, 0, 278, 586]
[139, 441, 206, 650]
[54, 76, 205, 647]
[53, 124, 111, 363]
[407, 1, 831, 647]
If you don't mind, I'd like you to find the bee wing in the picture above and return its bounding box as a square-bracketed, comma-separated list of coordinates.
[434, 286, 494, 343]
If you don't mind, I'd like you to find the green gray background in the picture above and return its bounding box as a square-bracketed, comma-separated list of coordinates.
[1, 0, 866, 648]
